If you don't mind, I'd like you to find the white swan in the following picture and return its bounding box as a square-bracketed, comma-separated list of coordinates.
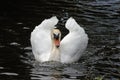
[30, 16, 88, 63]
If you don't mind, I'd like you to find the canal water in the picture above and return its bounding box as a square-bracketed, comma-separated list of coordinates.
[0, 0, 120, 80]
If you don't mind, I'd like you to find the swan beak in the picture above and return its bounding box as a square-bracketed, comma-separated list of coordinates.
[53, 34, 60, 48]
[54, 39, 60, 48]
[52, 29, 61, 48]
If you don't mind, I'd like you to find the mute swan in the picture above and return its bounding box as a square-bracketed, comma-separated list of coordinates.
[30, 16, 88, 63]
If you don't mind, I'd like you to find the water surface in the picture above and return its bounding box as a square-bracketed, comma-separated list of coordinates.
[0, 0, 120, 80]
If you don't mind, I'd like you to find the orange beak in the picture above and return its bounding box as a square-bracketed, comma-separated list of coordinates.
[54, 39, 60, 48]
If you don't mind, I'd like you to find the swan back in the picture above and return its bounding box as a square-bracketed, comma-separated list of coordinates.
[60, 17, 88, 63]
[65, 17, 85, 33]
[35, 16, 58, 30]
[30, 16, 58, 62]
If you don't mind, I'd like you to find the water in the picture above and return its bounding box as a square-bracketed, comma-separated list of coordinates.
[0, 0, 120, 80]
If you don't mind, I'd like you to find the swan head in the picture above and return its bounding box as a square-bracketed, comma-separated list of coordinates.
[51, 29, 61, 48]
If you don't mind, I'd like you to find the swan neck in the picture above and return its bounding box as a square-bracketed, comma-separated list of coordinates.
[49, 29, 61, 61]
[49, 42, 60, 61]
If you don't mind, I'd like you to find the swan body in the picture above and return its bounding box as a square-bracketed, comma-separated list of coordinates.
[30, 16, 88, 63]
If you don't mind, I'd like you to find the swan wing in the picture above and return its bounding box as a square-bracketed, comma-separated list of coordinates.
[30, 16, 58, 62]
[60, 17, 88, 63]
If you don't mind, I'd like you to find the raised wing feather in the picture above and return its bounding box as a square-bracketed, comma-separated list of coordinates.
[60, 17, 88, 63]
[30, 16, 58, 62]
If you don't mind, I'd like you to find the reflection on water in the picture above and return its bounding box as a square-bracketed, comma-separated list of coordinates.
[0, 0, 120, 80]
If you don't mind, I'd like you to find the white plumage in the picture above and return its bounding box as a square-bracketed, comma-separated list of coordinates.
[30, 16, 88, 63]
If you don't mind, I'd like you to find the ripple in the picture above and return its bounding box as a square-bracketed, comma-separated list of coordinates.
[16, 22, 23, 25]
[10, 42, 21, 46]
[0, 0, 120, 80]
[0, 67, 4, 69]
[0, 72, 18, 76]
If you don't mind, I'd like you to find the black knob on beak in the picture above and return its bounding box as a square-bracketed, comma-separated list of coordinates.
[53, 33, 59, 40]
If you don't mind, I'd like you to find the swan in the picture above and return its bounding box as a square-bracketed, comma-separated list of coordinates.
[30, 16, 88, 63]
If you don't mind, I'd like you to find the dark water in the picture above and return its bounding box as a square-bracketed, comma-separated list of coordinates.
[0, 0, 120, 80]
